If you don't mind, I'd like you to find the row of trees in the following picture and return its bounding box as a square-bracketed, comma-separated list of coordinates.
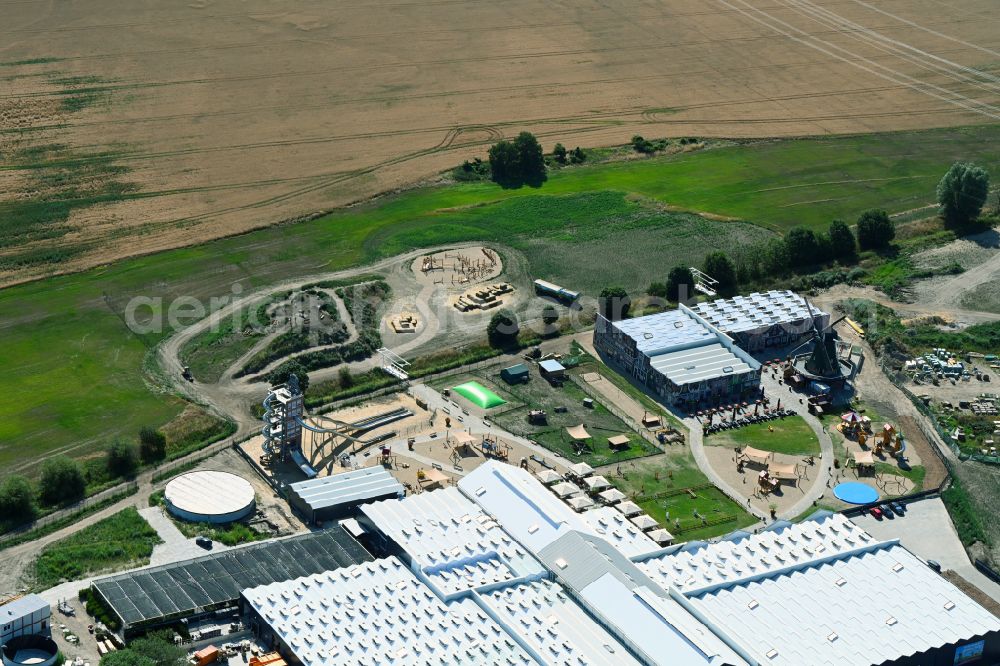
[0, 428, 168, 525]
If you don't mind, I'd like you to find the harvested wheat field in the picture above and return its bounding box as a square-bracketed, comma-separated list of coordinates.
[1, 0, 999, 282]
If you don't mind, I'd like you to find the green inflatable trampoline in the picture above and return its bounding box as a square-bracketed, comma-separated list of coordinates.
[452, 381, 506, 409]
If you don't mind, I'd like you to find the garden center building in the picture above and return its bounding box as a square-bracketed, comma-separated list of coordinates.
[241, 461, 1000, 666]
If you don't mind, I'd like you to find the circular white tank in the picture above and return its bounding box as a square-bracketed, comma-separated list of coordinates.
[2, 636, 59, 666]
[164, 471, 255, 524]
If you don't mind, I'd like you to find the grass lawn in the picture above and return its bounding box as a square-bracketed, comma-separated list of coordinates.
[608, 454, 758, 541]
[490, 376, 658, 468]
[32, 507, 160, 590]
[2, 126, 998, 477]
[705, 415, 821, 456]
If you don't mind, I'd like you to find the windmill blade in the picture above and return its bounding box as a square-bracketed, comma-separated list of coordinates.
[804, 297, 820, 334]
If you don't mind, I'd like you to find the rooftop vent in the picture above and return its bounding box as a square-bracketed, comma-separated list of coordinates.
[944, 601, 956, 611]
[886, 616, 897, 626]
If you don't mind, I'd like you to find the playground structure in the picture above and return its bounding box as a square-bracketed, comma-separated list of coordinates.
[453, 282, 514, 312]
[389, 312, 419, 334]
[261, 376, 413, 478]
[415, 247, 502, 287]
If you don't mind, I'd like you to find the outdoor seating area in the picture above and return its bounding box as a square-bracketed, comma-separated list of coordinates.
[697, 399, 794, 435]
[531, 460, 669, 543]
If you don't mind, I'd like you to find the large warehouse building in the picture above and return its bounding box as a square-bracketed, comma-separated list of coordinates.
[90, 527, 369, 636]
[593, 305, 762, 405]
[593, 291, 830, 405]
[241, 462, 1000, 666]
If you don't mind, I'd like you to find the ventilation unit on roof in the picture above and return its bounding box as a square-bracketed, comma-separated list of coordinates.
[674, 321, 684, 328]
[723, 366, 734, 373]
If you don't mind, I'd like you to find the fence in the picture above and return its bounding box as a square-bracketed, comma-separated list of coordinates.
[0, 482, 139, 545]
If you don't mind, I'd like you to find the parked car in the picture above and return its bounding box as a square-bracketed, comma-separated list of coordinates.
[868, 507, 883, 520]
[195, 535, 213, 549]
[889, 502, 905, 516]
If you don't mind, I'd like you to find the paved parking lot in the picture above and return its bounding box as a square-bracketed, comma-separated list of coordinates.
[853, 497, 1000, 602]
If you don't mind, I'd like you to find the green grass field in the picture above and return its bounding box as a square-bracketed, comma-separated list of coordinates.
[32, 506, 160, 590]
[704, 415, 822, 456]
[608, 455, 757, 541]
[1, 125, 997, 477]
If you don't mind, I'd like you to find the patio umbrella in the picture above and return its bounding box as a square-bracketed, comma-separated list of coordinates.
[567, 495, 594, 512]
[584, 475, 611, 491]
[569, 462, 594, 477]
[535, 469, 563, 484]
[841, 411, 862, 424]
[599, 487, 626, 503]
[648, 528, 674, 544]
[551, 481, 579, 498]
[615, 501, 643, 517]
[631, 514, 658, 530]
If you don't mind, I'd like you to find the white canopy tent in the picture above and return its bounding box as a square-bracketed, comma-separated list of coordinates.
[535, 469, 563, 484]
[569, 462, 594, 478]
[631, 514, 658, 531]
[584, 475, 611, 491]
[551, 481, 580, 498]
[599, 488, 626, 504]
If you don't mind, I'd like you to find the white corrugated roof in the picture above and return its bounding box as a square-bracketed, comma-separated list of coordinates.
[459, 462, 661, 559]
[690, 290, 826, 335]
[288, 466, 403, 512]
[480, 579, 643, 666]
[243, 557, 534, 665]
[635, 513, 1000, 665]
[612, 309, 716, 355]
[648, 342, 754, 386]
[361, 487, 545, 596]
[692, 545, 999, 665]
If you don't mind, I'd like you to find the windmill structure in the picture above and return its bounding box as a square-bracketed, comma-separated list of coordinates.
[786, 299, 858, 385]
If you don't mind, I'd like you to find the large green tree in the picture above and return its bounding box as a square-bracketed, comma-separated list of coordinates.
[38, 456, 85, 506]
[702, 252, 738, 297]
[0, 475, 36, 523]
[665, 266, 696, 304]
[488, 132, 546, 186]
[269, 360, 310, 393]
[937, 162, 990, 227]
[487, 309, 520, 348]
[598, 286, 631, 320]
[784, 227, 822, 267]
[856, 209, 895, 250]
[827, 219, 857, 262]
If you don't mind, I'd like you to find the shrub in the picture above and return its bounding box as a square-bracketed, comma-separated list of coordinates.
[106, 440, 139, 478]
[598, 286, 630, 320]
[487, 309, 520, 348]
[666, 266, 696, 303]
[702, 251, 737, 297]
[138, 427, 167, 463]
[552, 143, 567, 164]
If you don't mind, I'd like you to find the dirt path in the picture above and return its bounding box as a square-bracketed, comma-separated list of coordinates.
[815, 284, 1000, 327]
